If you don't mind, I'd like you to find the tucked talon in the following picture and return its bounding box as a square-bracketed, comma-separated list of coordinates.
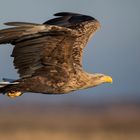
[7, 91, 23, 98]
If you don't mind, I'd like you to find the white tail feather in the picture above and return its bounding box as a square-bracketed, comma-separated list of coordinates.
[0, 81, 19, 85]
[0, 78, 19, 89]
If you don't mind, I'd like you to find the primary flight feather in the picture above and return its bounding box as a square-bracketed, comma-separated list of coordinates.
[0, 12, 112, 98]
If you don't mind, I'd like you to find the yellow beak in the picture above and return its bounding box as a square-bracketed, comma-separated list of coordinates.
[103, 75, 113, 83]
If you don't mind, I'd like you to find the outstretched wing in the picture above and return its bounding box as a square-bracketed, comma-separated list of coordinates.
[0, 22, 79, 78]
[0, 13, 100, 79]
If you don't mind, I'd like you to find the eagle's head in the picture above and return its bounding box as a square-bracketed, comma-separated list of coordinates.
[84, 73, 113, 89]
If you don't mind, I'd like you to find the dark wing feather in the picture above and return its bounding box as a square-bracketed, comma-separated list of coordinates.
[44, 12, 96, 27]
[54, 12, 81, 16]
[44, 12, 83, 27]
[4, 22, 40, 26]
[43, 16, 71, 26]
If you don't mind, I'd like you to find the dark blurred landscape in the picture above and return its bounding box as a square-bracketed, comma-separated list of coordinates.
[0, 98, 140, 140]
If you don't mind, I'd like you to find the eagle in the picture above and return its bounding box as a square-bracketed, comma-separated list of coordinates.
[0, 12, 112, 98]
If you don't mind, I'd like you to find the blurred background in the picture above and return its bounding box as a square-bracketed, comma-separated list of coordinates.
[0, 0, 140, 140]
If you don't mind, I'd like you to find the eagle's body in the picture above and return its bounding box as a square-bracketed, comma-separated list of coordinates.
[0, 12, 112, 97]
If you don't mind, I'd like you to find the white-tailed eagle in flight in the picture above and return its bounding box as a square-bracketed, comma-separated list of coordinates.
[0, 12, 112, 98]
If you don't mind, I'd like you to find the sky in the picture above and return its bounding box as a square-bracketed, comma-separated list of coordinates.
[0, 0, 140, 103]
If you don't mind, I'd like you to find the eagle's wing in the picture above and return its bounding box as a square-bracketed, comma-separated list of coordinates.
[0, 22, 80, 78]
[0, 12, 100, 80]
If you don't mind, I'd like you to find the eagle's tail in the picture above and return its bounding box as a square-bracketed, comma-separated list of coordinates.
[0, 78, 22, 98]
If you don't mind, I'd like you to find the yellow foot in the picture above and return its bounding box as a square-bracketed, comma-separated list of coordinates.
[7, 90, 23, 98]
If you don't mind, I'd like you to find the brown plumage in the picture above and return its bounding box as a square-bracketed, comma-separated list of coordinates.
[0, 12, 112, 98]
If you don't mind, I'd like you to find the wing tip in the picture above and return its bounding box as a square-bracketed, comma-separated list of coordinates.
[4, 22, 40, 26]
[54, 12, 81, 17]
